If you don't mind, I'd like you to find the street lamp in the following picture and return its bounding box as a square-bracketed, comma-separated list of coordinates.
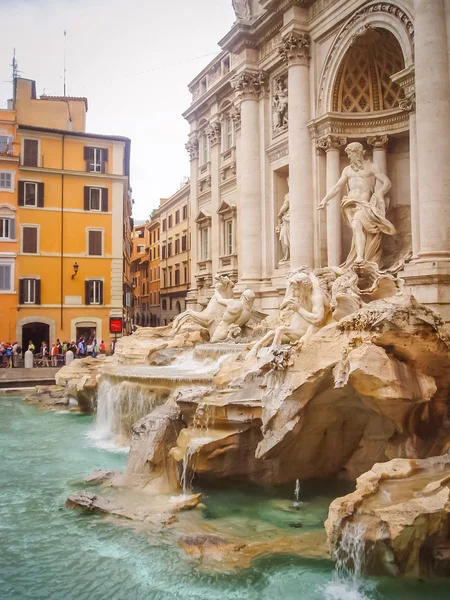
[71, 262, 79, 279]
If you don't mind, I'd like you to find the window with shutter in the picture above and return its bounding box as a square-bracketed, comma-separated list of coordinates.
[23, 139, 39, 167]
[182, 205, 187, 220]
[181, 235, 187, 251]
[88, 230, 102, 256]
[0, 264, 12, 291]
[175, 269, 180, 285]
[175, 210, 180, 224]
[175, 239, 180, 254]
[168, 215, 173, 228]
[85, 147, 108, 173]
[22, 226, 38, 254]
[89, 188, 101, 211]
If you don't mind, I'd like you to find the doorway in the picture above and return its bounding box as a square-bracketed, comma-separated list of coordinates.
[22, 323, 50, 353]
[76, 326, 97, 343]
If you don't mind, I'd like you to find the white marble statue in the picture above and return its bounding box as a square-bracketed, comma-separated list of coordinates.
[211, 289, 256, 343]
[273, 78, 288, 131]
[248, 268, 332, 356]
[172, 275, 234, 335]
[232, 0, 251, 20]
[318, 142, 396, 268]
[276, 178, 290, 263]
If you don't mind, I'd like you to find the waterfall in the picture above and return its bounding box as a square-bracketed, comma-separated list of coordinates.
[88, 377, 168, 449]
[292, 478, 302, 509]
[323, 523, 371, 600]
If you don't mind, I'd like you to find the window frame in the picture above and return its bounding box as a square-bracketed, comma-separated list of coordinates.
[23, 278, 37, 304]
[90, 280, 102, 304]
[89, 187, 102, 211]
[22, 138, 40, 167]
[24, 182, 38, 207]
[0, 217, 11, 239]
[0, 171, 13, 191]
[225, 219, 233, 256]
[200, 227, 209, 261]
[0, 261, 13, 293]
[87, 147, 106, 173]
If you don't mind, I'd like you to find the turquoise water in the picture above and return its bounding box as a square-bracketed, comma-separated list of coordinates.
[1, 397, 450, 600]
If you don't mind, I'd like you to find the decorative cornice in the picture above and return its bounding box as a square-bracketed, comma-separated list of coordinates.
[316, 134, 347, 152]
[205, 121, 221, 146]
[308, 109, 409, 139]
[391, 66, 416, 113]
[367, 134, 389, 149]
[398, 93, 416, 113]
[185, 137, 199, 161]
[279, 32, 311, 66]
[231, 70, 268, 102]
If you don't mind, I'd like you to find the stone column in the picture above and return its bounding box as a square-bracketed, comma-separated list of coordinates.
[367, 135, 388, 174]
[317, 135, 346, 267]
[231, 71, 265, 284]
[280, 32, 313, 268]
[414, 0, 450, 260]
[185, 135, 199, 309]
[206, 121, 221, 277]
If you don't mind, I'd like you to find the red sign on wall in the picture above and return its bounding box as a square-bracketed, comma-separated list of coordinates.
[109, 317, 123, 333]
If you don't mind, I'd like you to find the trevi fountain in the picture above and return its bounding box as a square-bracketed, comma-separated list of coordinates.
[4, 141, 450, 600]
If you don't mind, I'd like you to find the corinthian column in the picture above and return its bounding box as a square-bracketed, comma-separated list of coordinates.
[185, 135, 199, 309]
[367, 135, 389, 174]
[231, 70, 266, 283]
[414, 0, 450, 260]
[280, 32, 313, 268]
[317, 135, 346, 266]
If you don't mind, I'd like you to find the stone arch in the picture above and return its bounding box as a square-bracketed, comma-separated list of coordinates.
[318, 1, 414, 114]
[70, 316, 103, 343]
[333, 29, 405, 113]
[16, 316, 56, 347]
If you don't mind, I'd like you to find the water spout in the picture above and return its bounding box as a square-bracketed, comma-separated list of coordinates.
[292, 478, 302, 509]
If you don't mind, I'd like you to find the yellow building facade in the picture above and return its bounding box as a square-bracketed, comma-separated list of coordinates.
[0, 78, 132, 348]
[0, 108, 19, 342]
[147, 217, 160, 327]
[156, 183, 190, 325]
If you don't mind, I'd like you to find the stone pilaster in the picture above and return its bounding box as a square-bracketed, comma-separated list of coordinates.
[401, 0, 450, 321]
[231, 70, 267, 284]
[280, 31, 313, 268]
[185, 135, 199, 309]
[206, 122, 221, 276]
[317, 135, 346, 267]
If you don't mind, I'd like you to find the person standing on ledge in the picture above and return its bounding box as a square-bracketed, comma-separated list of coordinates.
[318, 141, 396, 268]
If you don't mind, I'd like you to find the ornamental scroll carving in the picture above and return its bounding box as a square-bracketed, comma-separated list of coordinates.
[205, 122, 221, 146]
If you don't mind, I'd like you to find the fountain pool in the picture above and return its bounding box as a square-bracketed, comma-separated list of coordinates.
[1, 396, 449, 600]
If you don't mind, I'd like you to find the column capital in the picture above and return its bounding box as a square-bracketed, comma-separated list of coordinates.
[185, 136, 199, 161]
[367, 135, 389, 149]
[316, 134, 347, 152]
[205, 121, 221, 147]
[231, 70, 268, 103]
[279, 32, 311, 66]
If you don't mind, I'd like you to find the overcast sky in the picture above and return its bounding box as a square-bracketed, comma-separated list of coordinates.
[0, 0, 236, 219]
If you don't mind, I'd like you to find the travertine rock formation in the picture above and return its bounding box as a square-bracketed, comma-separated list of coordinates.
[325, 454, 450, 577]
[55, 356, 107, 412]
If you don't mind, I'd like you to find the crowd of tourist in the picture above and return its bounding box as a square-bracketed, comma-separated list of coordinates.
[0, 337, 108, 368]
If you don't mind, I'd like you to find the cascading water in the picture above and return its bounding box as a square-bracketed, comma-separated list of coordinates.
[88, 378, 168, 449]
[323, 522, 371, 600]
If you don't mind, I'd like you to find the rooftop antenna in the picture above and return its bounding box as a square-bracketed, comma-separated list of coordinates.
[12, 48, 19, 102]
[63, 30, 67, 96]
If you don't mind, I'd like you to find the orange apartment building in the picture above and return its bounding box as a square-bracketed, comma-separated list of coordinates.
[0, 77, 132, 348]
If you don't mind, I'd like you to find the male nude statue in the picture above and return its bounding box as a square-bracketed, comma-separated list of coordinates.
[211, 289, 255, 343]
[318, 142, 395, 268]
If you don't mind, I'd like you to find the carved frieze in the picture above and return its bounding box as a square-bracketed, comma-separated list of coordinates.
[279, 32, 311, 66]
[229, 104, 241, 129]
